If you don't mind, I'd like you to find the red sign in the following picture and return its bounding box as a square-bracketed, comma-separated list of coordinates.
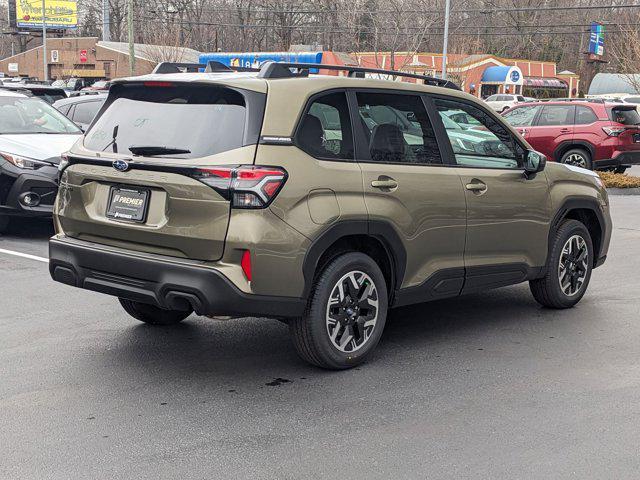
[79, 50, 87, 63]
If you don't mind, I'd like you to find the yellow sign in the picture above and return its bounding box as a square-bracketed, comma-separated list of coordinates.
[61, 69, 105, 78]
[16, 0, 77, 29]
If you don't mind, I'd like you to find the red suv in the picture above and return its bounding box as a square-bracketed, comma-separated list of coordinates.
[502, 99, 640, 172]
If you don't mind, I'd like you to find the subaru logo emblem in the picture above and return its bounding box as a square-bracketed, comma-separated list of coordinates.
[112, 159, 129, 172]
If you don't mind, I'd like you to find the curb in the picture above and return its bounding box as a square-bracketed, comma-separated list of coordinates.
[607, 188, 640, 196]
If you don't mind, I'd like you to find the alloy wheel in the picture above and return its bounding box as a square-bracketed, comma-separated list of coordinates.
[558, 234, 589, 296]
[325, 271, 379, 353]
[564, 153, 587, 168]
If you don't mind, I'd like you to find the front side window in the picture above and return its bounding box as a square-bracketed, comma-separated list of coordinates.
[296, 91, 354, 160]
[537, 105, 575, 126]
[0, 96, 81, 134]
[434, 97, 521, 169]
[356, 92, 442, 165]
[503, 105, 541, 127]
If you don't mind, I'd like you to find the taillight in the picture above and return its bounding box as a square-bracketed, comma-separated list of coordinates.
[603, 126, 626, 137]
[192, 165, 287, 208]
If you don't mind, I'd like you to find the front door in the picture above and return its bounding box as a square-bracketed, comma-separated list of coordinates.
[352, 90, 467, 304]
[526, 104, 576, 161]
[431, 96, 552, 294]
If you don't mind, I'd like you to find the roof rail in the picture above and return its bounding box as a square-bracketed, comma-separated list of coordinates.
[256, 61, 461, 90]
[152, 62, 205, 74]
[541, 97, 605, 103]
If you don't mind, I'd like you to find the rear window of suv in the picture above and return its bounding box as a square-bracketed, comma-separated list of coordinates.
[84, 83, 262, 158]
[609, 107, 640, 125]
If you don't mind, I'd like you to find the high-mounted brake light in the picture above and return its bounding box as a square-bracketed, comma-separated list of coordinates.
[143, 81, 175, 87]
[192, 165, 287, 209]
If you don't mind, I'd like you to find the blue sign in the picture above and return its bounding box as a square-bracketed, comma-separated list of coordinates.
[588, 23, 605, 56]
[199, 51, 324, 73]
[510, 70, 520, 83]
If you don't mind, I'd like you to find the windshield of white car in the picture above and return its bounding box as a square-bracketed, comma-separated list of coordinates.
[0, 97, 82, 134]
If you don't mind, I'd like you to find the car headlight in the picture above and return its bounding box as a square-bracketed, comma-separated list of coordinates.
[0, 152, 51, 170]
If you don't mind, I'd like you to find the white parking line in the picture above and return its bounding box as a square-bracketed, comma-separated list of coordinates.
[0, 248, 48, 263]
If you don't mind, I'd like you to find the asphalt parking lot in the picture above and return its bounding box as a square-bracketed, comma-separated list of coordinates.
[1, 195, 640, 479]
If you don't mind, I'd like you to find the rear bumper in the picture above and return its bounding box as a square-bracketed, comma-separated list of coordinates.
[49, 235, 305, 318]
[594, 151, 640, 169]
[0, 161, 58, 217]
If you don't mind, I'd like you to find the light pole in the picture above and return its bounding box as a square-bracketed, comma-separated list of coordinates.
[41, 0, 48, 81]
[441, 0, 451, 80]
[127, 0, 135, 75]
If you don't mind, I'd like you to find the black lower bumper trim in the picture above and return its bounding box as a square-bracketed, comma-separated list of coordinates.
[49, 237, 305, 318]
[595, 152, 640, 168]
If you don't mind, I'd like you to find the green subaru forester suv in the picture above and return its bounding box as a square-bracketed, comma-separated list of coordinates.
[49, 61, 611, 369]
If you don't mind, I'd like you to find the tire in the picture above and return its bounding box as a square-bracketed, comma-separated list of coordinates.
[560, 148, 592, 170]
[530, 219, 594, 309]
[289, 252, 388, 369]
[0, 216, 9, 234]
[118, 298, 191, 325]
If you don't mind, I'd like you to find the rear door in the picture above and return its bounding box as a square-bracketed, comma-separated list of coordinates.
[527, 104, 575, 160]
[431, 96, 551, 290]
[354, 90, 467, 300]
[57, 81, 266, 261]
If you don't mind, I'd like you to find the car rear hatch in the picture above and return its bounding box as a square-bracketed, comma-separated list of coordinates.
[57, 79, 266, 261]
[606, 105, 640, 148]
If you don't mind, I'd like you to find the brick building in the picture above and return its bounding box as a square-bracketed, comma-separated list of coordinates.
[354, 52, 580, 98]
[0, 37, 201, 81]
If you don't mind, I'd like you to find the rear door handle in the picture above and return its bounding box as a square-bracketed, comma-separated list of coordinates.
[465, 181, 487, 193]
[371, 178, 398, 189]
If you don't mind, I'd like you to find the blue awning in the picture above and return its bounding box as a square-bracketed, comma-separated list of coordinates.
[481, 66, 511, 83]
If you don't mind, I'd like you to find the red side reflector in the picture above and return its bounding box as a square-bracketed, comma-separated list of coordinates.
[143, 81, 175, 87]
[241, 250, 252, 281]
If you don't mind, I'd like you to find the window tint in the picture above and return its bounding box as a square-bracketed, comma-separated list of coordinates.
[72, 100, 104, 125]
[609, 107, 640, 125]
[537, 105, 575, 126]
[434, 97, 521, 169]
[503, 105, 541, 127]
[356, 92, 442, 165]
[624, 97, 640, 104]
[85, 84, 255, 158]
[296, 91, 353, 160]
[575, 106, 598, 125]
[516, 96, 525, 102]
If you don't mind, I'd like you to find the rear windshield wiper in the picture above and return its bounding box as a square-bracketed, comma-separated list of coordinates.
[128, 145, 191, 156]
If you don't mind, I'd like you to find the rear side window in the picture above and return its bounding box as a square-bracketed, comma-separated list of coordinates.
[72, 100, 104, 125]
[296, 91, 353, 160]
[85, 83, 263, 158]
[575, 106, 598, 125]
[537, 105, 575, 126]
[503, 105, 541, 126]
[610, 107, 640, 125]
[357, 92, 442, 165]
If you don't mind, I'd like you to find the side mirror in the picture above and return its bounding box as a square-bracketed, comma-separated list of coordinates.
[524, 150, 546, 176]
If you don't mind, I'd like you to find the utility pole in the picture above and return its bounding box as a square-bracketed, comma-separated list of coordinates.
[41, 0, 48, 81]
[127, 0, 135, 75]
[103, 0, 111, 41]
[441, 0, 451, 80]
